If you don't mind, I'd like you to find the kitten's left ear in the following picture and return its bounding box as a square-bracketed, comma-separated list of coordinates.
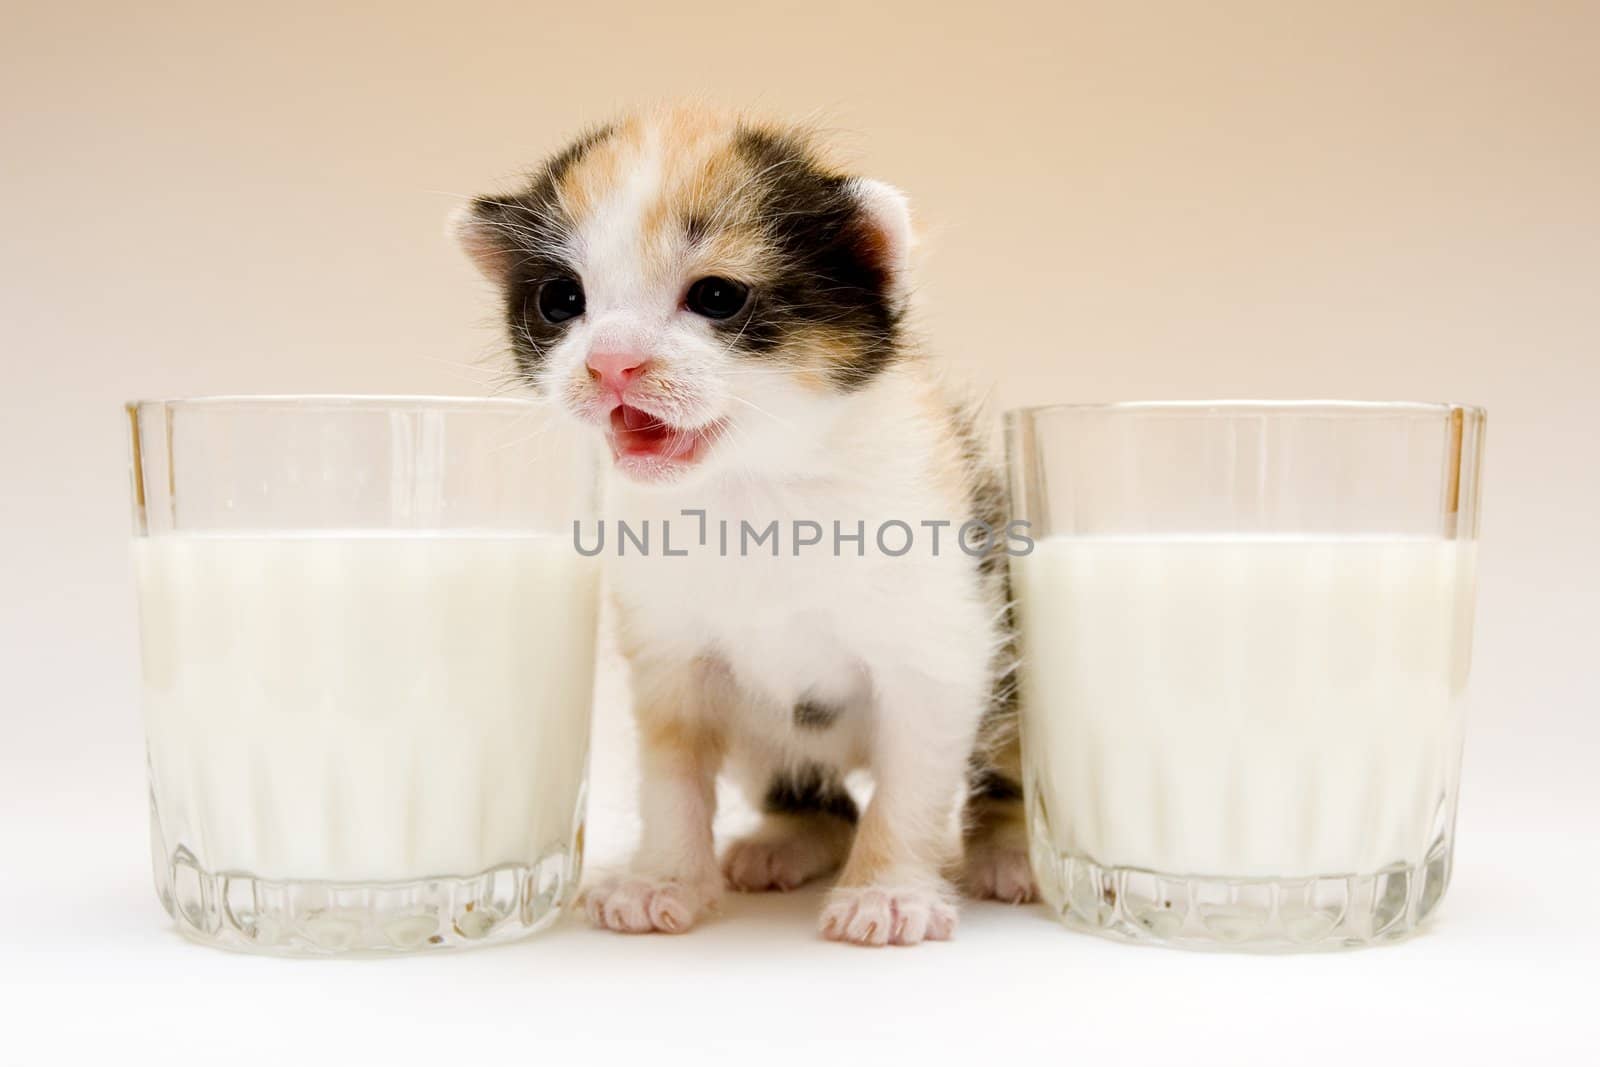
[451, 198, 517, 286]
[849, 178, 915, 300]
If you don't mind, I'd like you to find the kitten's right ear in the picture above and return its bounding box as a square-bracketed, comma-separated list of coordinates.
[451, 199, 516, 285]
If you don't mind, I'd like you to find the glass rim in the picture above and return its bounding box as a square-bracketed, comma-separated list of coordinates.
[124, 394, 543, 415]
[1004, 399, 1486, 422]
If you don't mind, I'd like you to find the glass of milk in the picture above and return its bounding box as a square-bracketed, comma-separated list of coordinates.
[1006, 401, 1485, 950]
[126, 396, 600, 954]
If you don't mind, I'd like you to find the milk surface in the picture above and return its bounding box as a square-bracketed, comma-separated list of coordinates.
[135, 533, 599, 883]
[1015, 536, 1476, 879]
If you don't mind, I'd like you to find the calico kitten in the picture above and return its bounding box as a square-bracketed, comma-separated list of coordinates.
[456, 104, 1034, 946]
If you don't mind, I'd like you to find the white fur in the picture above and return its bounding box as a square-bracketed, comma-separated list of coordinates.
[609, 367, 991, 777]
[592, 372, 992, 944]
[469, 142, 996, 945]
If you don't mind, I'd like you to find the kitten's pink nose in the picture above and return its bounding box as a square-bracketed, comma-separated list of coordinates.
[586, 348, 650, 398]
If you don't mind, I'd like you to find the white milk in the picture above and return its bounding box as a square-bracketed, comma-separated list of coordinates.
[135, 533, 599, 883]
[1015, 536, 1476, 879]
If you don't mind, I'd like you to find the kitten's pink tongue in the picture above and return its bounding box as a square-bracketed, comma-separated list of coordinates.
[609, 405, 700, 460]
[620, 405, 656, 432]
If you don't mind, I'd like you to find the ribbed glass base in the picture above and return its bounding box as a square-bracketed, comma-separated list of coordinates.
[153, 844, 580, 956]
[1032, 840, 1453, 951]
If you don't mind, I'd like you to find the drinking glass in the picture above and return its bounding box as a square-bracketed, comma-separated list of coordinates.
[127, 396, 599, 955]
[1005, 401, 1485, 950]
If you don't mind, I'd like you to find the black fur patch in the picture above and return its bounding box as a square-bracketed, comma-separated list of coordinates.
[792, 699, 840, 730]
[724, 127, 903, 389]
[968, 766, 1024, 805]
[471, 123, 616, 375]
[763, 765, 858, 822]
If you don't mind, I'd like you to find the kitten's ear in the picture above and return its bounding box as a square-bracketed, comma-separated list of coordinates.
[451, 198, 517, 285]
[849, 178, 915, 299]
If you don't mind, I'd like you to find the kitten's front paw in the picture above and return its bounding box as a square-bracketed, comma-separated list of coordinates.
[583, 875, 718, 934]
[819, 885, 957, 947]
[962, 842, 1038, 904]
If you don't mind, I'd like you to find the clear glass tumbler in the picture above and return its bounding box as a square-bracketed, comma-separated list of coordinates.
[1005, 401, 1485, 950]
[127, 396, 600, 955]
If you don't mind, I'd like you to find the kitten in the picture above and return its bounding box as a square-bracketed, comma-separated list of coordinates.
[455, 104, 1034, 946]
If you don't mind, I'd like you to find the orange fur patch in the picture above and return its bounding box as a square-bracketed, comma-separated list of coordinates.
[553, 105, 845, 315]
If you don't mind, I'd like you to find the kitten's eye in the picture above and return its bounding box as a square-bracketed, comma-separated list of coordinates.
[685, 277, 749, 320]
[536, 277, 585, 324]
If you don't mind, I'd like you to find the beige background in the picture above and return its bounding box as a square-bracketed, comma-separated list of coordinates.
[3, 0, 1597, 915]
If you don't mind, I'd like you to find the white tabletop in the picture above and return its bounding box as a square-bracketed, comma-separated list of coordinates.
[5, 671, 1594, 1065]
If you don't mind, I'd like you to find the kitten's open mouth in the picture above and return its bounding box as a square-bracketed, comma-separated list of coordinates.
[606, 404, 721, 475]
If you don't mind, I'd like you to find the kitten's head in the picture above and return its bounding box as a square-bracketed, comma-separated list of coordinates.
[455, 105, 913, 486]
